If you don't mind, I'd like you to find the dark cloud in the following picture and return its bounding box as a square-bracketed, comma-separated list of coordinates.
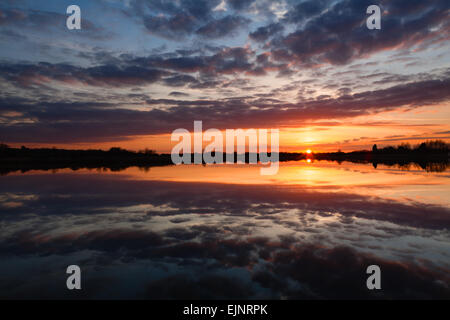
[0, 76, 448, 142]
[134, 0, 250, 39]
[266, 244, 449, 299]
[163, 74, 198, 87]
[196, 15, 250, 38]
[169, 91, 190, 97]
[0, 46, 259, 92]
[130, 0, 222, 19]
[249, 22, 284, 42]
[283, 0, 329, 24]
[0, 62, 169, 88]
[143, 13, 198, 39]
[267, 0, 450, 66]
[228, 0, 255, 11]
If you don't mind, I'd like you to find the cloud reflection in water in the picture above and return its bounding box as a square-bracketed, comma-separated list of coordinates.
[0, 163, 449, 299]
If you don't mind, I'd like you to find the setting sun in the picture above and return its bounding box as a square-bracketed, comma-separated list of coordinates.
[306, 149, 312, 154]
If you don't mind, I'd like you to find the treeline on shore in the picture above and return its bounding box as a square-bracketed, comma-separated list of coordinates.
[0, 145, 172, 174]
[312, 140, 449, 172]
[314, 140, 448, 159]
[0, 140, 448, 174]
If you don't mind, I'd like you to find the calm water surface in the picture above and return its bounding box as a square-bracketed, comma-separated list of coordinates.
[1, 161, 449, 299]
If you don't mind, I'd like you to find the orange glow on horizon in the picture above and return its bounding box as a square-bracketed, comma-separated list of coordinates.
[6, 118, 450, 154]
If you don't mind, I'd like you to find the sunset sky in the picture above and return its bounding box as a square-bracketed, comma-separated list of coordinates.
[0, 0, 449, 152]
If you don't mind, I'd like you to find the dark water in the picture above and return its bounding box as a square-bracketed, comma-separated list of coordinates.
[0, 161, 449, 299]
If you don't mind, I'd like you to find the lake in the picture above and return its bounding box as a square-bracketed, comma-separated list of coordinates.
[0, 161, 449, 299]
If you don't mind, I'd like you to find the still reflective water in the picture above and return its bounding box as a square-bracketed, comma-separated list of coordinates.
[1, 161, 449, 299]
